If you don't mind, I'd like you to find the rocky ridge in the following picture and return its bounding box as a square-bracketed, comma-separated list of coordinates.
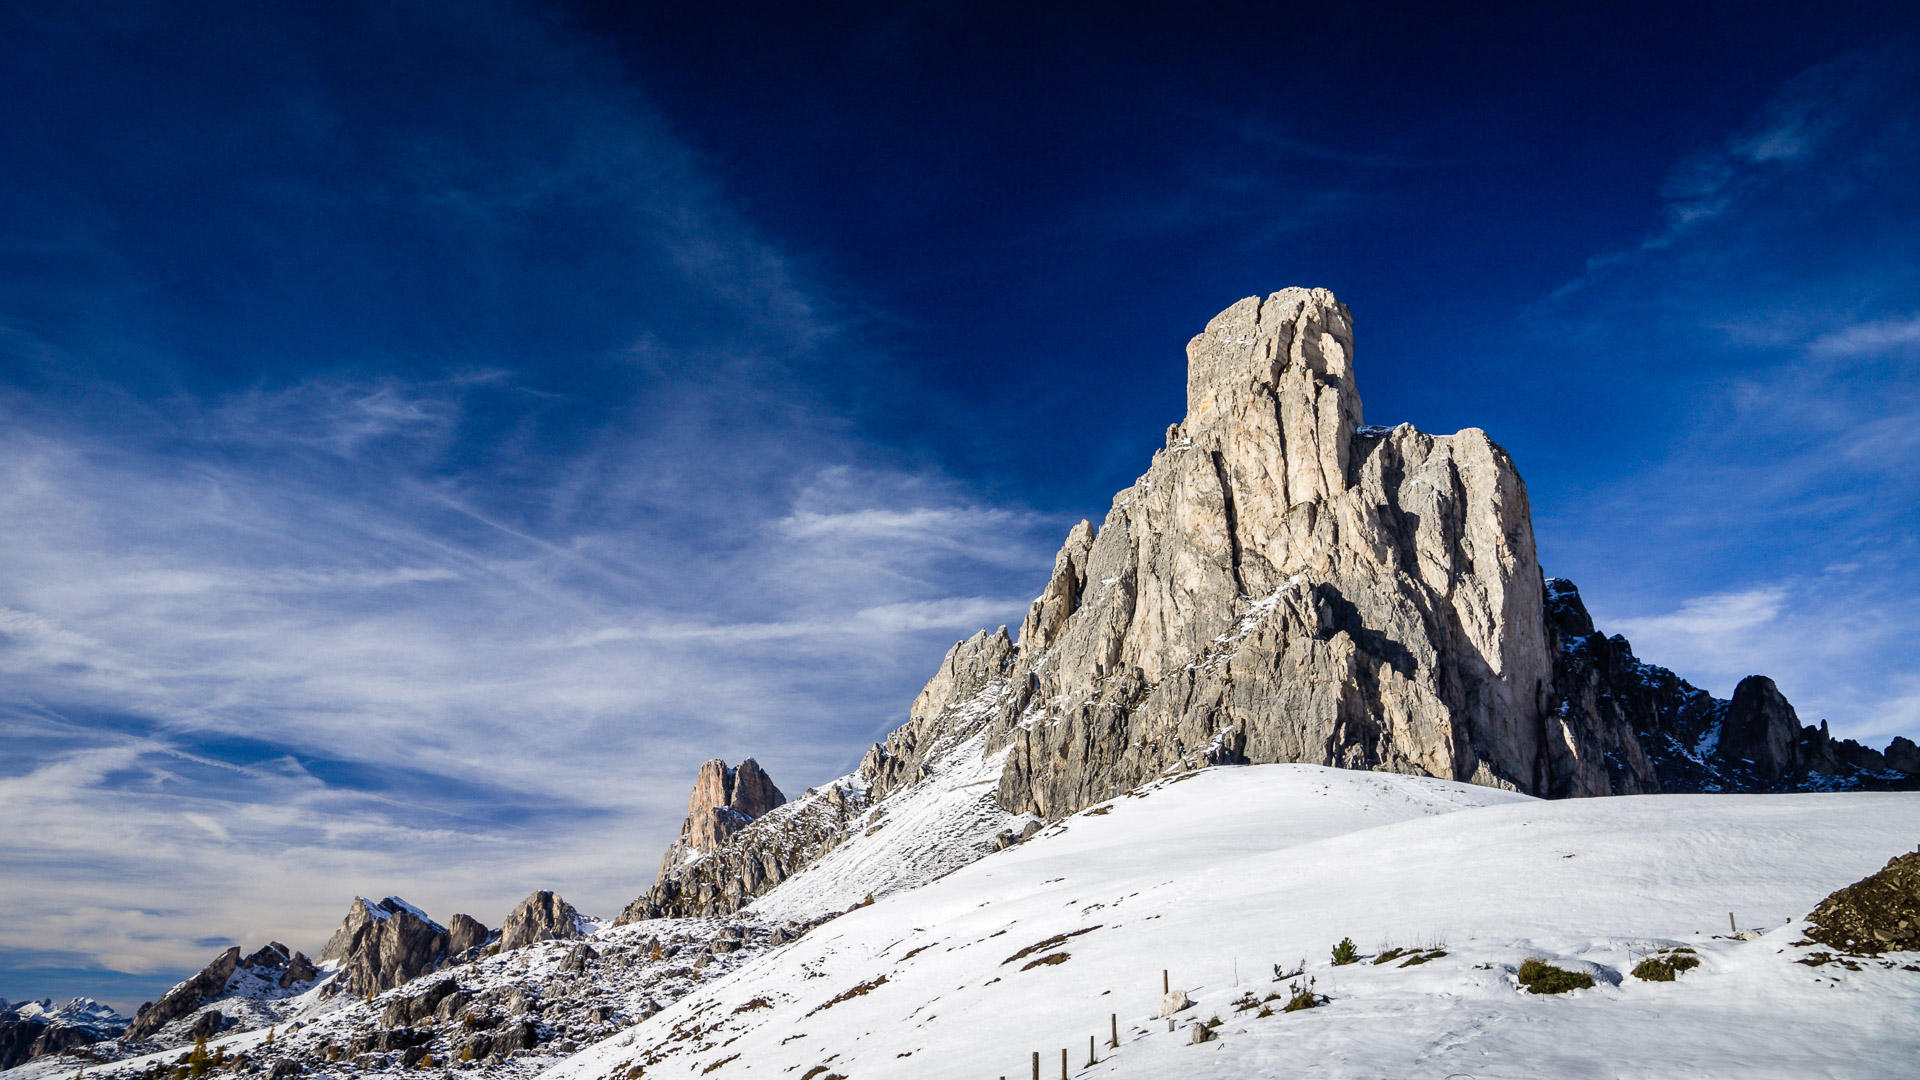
[497, 893, 588, 953]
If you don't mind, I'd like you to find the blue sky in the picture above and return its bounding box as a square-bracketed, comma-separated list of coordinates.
[1, 1, 1915, 1010]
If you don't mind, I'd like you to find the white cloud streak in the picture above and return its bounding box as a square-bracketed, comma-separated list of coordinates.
[0, 0, 1069, 1009]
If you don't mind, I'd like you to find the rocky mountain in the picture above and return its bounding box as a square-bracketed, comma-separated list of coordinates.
[633, 286, 1918, 922]
[122, 940, 324, 1044]
[1542, 577, 1920, 794]
[0, 999, 127, 1070]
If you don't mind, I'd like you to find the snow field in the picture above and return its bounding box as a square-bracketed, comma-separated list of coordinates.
[544, 764, 1920, 1080]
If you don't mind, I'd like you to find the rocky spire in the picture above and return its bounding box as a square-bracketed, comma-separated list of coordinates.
[655, 759, 786, 880]
[975, 287, 1555, 814]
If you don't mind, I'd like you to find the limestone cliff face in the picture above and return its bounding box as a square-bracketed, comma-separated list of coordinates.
[977, 288, 1557, 813]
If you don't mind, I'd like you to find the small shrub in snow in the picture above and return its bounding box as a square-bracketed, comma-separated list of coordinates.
[1516, 958, 1593, 994]
[1400, 949, 1447, 967]
[1019, 951, 1070, 970]
[1282, 977, 1322, 1012]
[1632, 950, 1701, 982]
[1331, 938, 1359, 966]
[1373, 947, 1407, 965]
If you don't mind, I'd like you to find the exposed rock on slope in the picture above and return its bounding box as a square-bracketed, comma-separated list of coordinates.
[446, 912, 492, 959]
[317, 897, 451, 996]
[618, 778, 866, 923]
[123, 946, 241, 1041]
[654, 759, 786, 880]
[1806, 846, 1920, 953]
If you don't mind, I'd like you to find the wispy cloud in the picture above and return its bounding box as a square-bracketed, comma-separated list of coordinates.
[1807, 313, 1920, 359]
[0, 0, 1064, 1009]
[1529, 41, 1920, 751]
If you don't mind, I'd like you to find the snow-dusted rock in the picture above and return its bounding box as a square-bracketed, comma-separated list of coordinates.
[316, 896, 450, 995]
[125, 945, 241, 1040]
[0, 998, 128, 1069]
[498, 891, 587, 952]
[1154, 991, 1193, 1018]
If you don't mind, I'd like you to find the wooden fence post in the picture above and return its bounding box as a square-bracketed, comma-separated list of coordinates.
[1032, 1051, 1039, 1080]
[1088, 1034, 1096, 1066]
[1161, 969, 1168, 994]
[1110, 1012, 1118, 1049]
[1060, 1047, 1067, 1080]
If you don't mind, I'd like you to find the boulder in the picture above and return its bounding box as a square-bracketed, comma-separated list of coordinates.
[187, 1010, 223, 1039]
[1155, 991, 1193, 1019]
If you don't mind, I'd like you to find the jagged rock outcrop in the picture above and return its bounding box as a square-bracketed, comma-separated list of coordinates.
[498, 891, 585, 952]
[1543, 579, 1916, 793]
[627, 286, 1917, 922]
[445, 913, 491, 959]
[618, 782, 865, 923]
[976, 288, 1554, 814]
[317, 897, 450, 996]
[654, 759, 786, 881]
[125, 946, 241, 1041]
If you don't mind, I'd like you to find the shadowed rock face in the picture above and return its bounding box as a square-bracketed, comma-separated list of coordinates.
[125, 946, 241, 1041]
[1, 998, 129, 1069]
[654, 759, 787, 880]
[317, 897, 449, 996]
[497, 891, 583, 952]
[1543, 579, 1917, 794]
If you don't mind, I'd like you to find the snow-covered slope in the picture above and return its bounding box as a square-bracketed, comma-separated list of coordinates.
[748, 727, 1034, 921]
[547, 765, 1920, 1080]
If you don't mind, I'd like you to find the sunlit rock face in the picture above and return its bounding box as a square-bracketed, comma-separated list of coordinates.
[654, 758, 788, 882]
[985, 287, 1557, 815]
